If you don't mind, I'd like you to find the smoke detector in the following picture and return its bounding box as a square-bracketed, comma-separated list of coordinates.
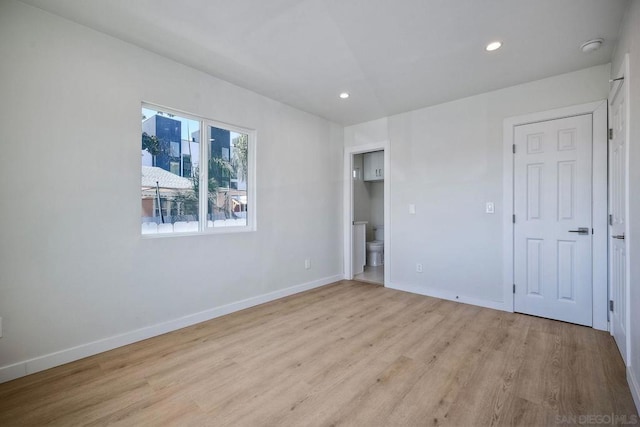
[580, 39, 603, 53]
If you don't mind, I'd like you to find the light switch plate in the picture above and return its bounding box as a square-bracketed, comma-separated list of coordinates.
[409, 204, 416, 214]
[486, 202, 495, 214]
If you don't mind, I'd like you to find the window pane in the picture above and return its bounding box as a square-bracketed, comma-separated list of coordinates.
[141, 107, 200, 234]
[207, 126, 248, 228]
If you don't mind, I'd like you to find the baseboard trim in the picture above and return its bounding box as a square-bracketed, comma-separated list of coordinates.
[0, 274, 342, 384]
[385, 281, 509, 312]
[629, 365, 640, 414]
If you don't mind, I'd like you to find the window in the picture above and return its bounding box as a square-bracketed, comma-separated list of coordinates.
[141, 104, 254, 235]
[182, 154, 192, 178]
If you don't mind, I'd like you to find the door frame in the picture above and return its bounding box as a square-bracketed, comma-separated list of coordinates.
[343, 142, 390, 285]
[502, 100, 608, 330]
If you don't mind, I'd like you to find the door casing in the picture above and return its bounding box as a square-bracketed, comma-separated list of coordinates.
[502, 101, 608, 330]
[343, 142, 390, 284]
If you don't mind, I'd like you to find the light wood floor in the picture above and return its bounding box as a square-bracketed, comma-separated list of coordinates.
[0, 281, 637, 426]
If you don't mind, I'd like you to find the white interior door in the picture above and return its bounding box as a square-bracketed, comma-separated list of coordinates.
[514, 114, 593, 326]
[609, 79, 629, 364]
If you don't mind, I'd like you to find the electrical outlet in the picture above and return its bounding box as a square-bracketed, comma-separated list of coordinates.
[305, 258, 311, 270]
[416, 263, 423, 273]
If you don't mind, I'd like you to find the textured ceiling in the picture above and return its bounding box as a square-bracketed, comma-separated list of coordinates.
[20, 0, 629, 125]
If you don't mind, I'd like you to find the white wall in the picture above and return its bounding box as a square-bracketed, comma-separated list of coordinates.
[352, 154, 371, 227]
[0, 0, 343, 380]
[369, 181, 384, 237]
[345, 64, 610, 307]
[352, 153, 385, 241]
[344, 117, 389, 148]
[612, 0, 640, 411]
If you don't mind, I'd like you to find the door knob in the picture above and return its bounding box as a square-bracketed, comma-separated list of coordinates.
[612, 234, 625, 240]
[568, 227, 589, 235]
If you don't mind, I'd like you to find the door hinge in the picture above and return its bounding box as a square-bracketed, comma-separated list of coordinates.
[512, 214, 516, 224]
[609, 214, 613, 226]
[609, 128, 613, 140]
[513, 284, 516, 294]
[609, 300, 614, 312]
[512, 144, 516, 154]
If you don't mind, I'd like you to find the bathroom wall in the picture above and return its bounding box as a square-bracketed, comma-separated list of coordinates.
[369, 181, 384, 239]
[353, 153, 384, 241]
[353, 153, 371, 227]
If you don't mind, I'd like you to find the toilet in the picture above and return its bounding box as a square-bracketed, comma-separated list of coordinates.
[366, 225, 384, 267]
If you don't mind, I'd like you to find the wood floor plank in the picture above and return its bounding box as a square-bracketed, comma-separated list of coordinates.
[0, 280, 636, 426]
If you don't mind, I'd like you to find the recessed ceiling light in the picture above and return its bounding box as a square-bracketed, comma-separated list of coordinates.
[339, 92, 350, 99]
[485, 41, 502, 52]
[580, 38, 603, 53]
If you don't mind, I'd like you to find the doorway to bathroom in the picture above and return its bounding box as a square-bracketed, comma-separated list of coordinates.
[343, 144, 389, 286]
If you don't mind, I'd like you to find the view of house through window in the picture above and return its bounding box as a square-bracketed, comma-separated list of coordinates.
[204, 125, 249, 229]
[141, 105, 250, 234]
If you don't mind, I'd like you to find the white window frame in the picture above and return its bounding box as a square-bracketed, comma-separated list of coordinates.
[142, 102, 257, 237]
